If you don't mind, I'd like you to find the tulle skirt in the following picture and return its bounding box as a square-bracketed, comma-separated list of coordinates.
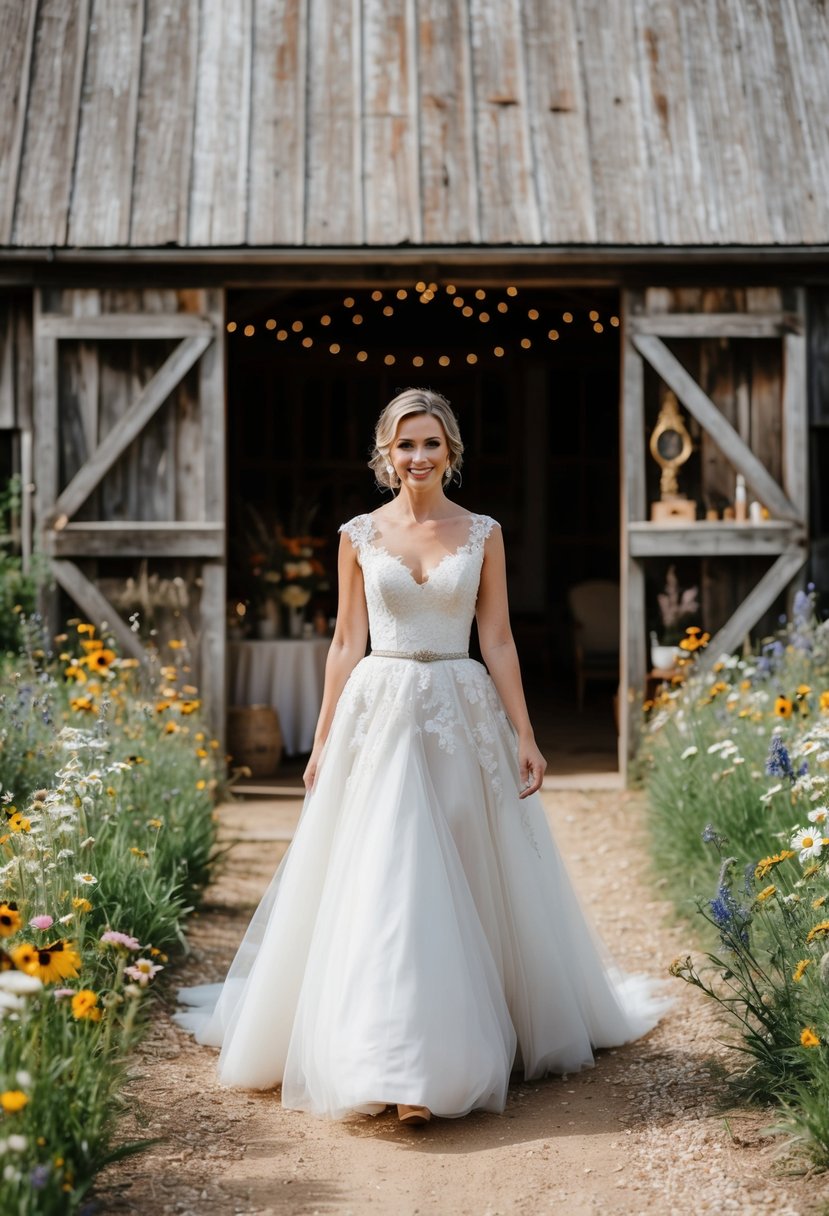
[176, 657, 669, 1119]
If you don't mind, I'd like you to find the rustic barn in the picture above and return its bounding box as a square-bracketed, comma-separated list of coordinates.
[1, 0, 829, 774]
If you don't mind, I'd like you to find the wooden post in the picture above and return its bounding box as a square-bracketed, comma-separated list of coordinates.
[198, 289, 227, 746]
[619, 290, 647, 778]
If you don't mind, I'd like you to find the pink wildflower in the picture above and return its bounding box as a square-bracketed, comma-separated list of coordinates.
[100, 930, 142, 951]
[124, 959, 163, 986]
[53, 988, 75, 999]
[29, 915, 54, 931]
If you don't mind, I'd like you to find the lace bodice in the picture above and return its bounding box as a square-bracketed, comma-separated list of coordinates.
[338, 513, 498, 654]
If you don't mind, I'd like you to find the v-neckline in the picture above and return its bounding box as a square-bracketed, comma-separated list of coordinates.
[366, 514, 478, 587]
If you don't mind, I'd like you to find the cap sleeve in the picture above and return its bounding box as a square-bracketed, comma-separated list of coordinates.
[337, 514, 375, 562]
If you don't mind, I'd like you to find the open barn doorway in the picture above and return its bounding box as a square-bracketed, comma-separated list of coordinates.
[225, 283, 621, 779]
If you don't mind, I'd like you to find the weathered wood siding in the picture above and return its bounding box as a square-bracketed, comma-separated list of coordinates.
[2, 0, 828, 249]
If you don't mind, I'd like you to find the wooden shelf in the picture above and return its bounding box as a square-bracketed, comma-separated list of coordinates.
[628, 520, 806, 557]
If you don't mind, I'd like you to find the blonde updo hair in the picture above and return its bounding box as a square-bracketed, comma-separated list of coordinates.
[369, 388, 464, 490]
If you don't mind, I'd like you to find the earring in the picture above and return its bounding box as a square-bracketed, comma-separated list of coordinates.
[385, 463, 394, 476]
[444, 466, 453, 482]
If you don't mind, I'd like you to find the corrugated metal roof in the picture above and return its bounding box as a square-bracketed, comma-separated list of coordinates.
[1, 0, 828, 250]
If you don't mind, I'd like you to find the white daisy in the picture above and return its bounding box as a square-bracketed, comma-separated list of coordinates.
[808, 807, 829, 827]
[681, 746, 698, 760]
[73, 872, 98, 885]
[791, 828, 825, 864]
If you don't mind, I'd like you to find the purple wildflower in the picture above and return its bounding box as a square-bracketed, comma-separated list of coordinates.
[30, 1164, 50, 1190]
[766, 735, 795, 781]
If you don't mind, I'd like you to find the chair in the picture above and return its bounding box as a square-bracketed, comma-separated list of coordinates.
[567, 580, 620, 712]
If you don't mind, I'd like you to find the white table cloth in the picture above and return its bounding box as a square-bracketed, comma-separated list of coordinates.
[229, 638, 330, 756]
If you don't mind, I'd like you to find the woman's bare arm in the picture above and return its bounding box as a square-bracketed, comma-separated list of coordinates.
[475, 525, 547, 797]
[303, 532, 369, 789]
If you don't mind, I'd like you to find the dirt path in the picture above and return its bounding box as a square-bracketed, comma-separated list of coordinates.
[101, 790, 828, 1216]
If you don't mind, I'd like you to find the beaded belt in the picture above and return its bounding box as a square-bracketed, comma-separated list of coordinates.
[370, 649, 468, 662]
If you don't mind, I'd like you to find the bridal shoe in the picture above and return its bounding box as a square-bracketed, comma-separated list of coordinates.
[397, 1104, 431, 1125]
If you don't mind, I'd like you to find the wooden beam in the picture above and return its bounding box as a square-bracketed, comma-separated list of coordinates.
[628, 312, 802, 338]
[628, 521, 804, 557]
[698, 547, 807, 668]
[632, 332, 800, 522]
[782, 323, 808, 523]
[619, 301, 647, 775]
[50, 559, 146, 662]
[199, 560, 227, 745]
[46, 522, 225, 558]
[36, 313, 215, 339]
[50, 332, 212, 524]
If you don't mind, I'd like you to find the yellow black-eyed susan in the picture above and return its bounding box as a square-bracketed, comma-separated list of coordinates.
[11, 940, 81, 984]
[0, 902, 21, 937]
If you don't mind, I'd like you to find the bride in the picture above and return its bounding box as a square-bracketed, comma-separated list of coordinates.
[177, 387, 668, 1125]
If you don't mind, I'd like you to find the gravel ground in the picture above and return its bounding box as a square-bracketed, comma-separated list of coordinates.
[98, 790, 829, 1215]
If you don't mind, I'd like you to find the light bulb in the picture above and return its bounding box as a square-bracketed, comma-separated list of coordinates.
[226, 321, 237, 332]
[466, 353, 478, 364]
[276, 329, 287, 340]
[291, 320, 303, 332]
[383, 305, 394, 316]
[302, 336, 313, 347]
[548, 329, 559, 341]
[384, 354, 395, 365]
[371, 290, 383, 301]
[563, 312, 573, 323]
[320, 314, 331, 326]
[265, 319, 276, 330]
[356, 350, 367, 362]
[520, 338, 531, 349]
[506, 286, 518, 297]
[329, 343, 340, 354]
[343, 297, 355, 308]
[494, 346, 504, 357]
[438, 355, 450, 366]
[413, 355, 424, 367]
[528, 309, 539, 320]
[244, 324, 255, 336]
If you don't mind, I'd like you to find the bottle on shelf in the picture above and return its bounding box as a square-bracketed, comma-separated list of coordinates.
[734, 473, 747, 523]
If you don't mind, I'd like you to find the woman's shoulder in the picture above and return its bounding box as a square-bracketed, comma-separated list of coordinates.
[337, 513, 375, 545]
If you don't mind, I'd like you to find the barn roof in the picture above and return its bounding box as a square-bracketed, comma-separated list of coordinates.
[1, 0, 828, 252]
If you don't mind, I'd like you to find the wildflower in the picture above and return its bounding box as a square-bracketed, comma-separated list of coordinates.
[147, 818, 163, 830]
[72, 898, 92, 914]
[8, 812, 31, 833]
[815, 896, 829, 910]
[0, 972, 42, 996]
[195, 779, 206, 790]
[809, 807, 829, 827]
[821, 692, 829, 713]
[85, 648, 116, 671]
[163, 721, 180, 735]
[756, 885, 776, 902]
[130, 847, 147, 859]
[168, 639, 185, 650]
[28, 915, 54, 931]
[124, 958, 163, 986]
[179, 700, 201, 714]
[0, 1091, 28, 1114]
[791, 828, 824, 864]
[30, 1164, 50, 1190]
[801, 1027, 821, 1048]
[807, 920, 829, 944]
[100, 930, 142, 951]
[77, 623, 95, 635]
[709, 858, 751, 949]
[71, 990, 101, 1021]
[681, 746, 698, 760]
[70, 696, 96, 713]
[755, 850, 796, 880]
[0, 902, 21, 937]
[708, 681, 728, 697]
[775, 696, 794, 718]
[11, 940, 81, 984]
[766, 735, 796, 781]
[793, 959, 813, 982]
[74, 873, 97, 885]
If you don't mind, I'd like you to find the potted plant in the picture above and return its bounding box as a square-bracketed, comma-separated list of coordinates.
[650, 565, 700, 669]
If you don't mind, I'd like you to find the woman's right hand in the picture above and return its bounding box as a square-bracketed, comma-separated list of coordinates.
[303, 741, 325, 791]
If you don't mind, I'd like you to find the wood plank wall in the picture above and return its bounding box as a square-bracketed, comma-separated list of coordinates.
[2, 0, 828, 248]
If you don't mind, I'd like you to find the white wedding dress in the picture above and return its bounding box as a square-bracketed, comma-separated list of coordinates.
[177, 512, 668, 1119]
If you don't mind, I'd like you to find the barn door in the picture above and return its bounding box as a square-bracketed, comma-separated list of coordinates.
[32, 288, 226, 738]
[619, 287, 808, 770]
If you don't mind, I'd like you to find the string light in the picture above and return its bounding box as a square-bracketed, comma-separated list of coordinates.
[276, 329, 287, 340]
[396, 289, 408, 300]
[506, 286, 518, 297]
[462, 306, 473, 317]
[528, 309, 539, 320]
[520, 338, 531, 349]
[320, 315, 331, 326]
[453, 297, 465, 308]
[356, 350, 368, 362]
[244, 324, 255, 336]
[413, 355, 424, 367]
[445, 284, 457, 295]
[494, 346, 504, 357]
[352, 314, 363, 324]
[475, 289, 486, 300]
[610, 315, 620, 327]
[226, 321, 237, 332]
[439, 355, 450, 366]
[479, 312, 490, 323]
[548, 329, 559, 341]
[302, 336, 313, 347]
[371, 290, 383, 301]
[329, 343, 340, 354]
[466, 353, 478, 364]
[384, 354, 396, 365]
[589, 310, 599, 321]
[291, 320, 303, 332]
[563, 312, 573, 323]
[428, 282, 438, 292]
[415, 280, 426, 292]
[265, 318, 277, 330]
[593, 322, 604, 333]
[383, 305, 394, 316]
[497, 302, 508, 313]
[344, 297, 355, 308]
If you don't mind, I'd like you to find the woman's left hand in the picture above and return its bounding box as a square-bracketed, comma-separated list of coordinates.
[518, 738, 547, 798]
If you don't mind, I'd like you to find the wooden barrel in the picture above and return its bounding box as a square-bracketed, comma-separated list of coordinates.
[226, 705, 283, 777]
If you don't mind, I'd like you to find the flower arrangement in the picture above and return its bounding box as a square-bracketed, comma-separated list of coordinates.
[0, 616, 223, 1210]
[655, 564, 700, 645]
[240, 506, 329, 635]
[642, 587, 829, 1164]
